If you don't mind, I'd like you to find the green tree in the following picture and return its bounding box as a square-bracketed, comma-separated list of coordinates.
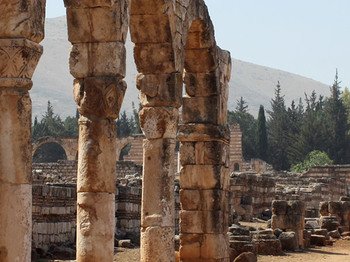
[116, 111, 134, 137]
[228, 98, 257, 160]
[63, 116, 79, 137]
[291, 150, 333, 173]
[255, 105, 267, 161]
[267, 81, 291, 170]
[236, 96, 249, 113]
[324, 70, 348, 163]
[132, 102, 142, 134]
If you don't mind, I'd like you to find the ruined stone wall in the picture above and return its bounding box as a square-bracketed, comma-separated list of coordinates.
[230, 172, 275, 221]
[32, 184, 76, 250]
[274, 166, 349, 216]
[229, 124, 243, 172]
[32, 160, 142, 183]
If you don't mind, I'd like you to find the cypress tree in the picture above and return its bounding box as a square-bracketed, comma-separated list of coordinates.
[256, 105, 267, 161]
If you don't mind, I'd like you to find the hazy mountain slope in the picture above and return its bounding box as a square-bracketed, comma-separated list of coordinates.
[31, 16, 330, 119]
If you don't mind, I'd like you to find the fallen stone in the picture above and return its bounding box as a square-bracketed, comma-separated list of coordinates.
[234, 251, 257, 262]
[310, 235, 326, 246]
[279, 232, 298, 251]
[118, 239, 134, 248]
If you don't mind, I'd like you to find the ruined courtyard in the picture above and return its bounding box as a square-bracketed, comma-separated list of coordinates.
[1, 1, 350, 262]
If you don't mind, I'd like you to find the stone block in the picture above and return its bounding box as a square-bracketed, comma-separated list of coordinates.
[139, 107, 178, 139]
[141, 139, 175, 227]
[180, 211, 203, 234]
[179, 233, 202, 259]
[140, 226, 174, 261]
[329, 201, 343, 215]
[278, 232, 298, 251]
[320, 216, 340, 231]
[184, 47, 218, 73]
[201, 233, 228, 259]
[310, 234, 326, 246]
[272, 200, 288, 215]
[0, 0, 45, 42]
[184, 71, 220, 97]
[180, 189, 201, 210]
[137, 73, 182, 107]
[288, 200, 305, 215]
[130, 14, 172, 43]
[0, 38, 43, 80]
[182, 96, 223, 125]
[76, 192, 115, 261]
[74, 76, 126, 119]
[133, 43, 175, 74]
[66, 1, 129, 43]
[64, 0, 114, 8]
[69, 42, 126, 78]
[271, 214, 304, 230]
[130, 0, 167, 15]
[179, 142, 196, 165]
[178, 123, 230, 143]
[180, 165, 230, 190]
[77, 118, 117, 193]
[319, 201, 329, 216]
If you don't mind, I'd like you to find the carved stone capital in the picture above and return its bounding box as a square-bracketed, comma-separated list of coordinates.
[0, 39, 43, 83]
[74, 76, 127, 119]
[139, 107, 179, 139]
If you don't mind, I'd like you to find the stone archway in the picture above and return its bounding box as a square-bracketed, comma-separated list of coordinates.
[32, 136, 78, 161]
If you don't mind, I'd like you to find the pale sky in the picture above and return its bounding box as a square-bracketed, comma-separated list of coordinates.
[46, 0, 350, 88]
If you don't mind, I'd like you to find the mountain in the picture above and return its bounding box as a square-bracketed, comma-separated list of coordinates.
[31, 16, 330, 119]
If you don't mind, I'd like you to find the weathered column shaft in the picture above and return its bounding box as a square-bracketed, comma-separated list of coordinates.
[64, 0, 129, 261]
[0, 1, 45, 260]
[130, 1, 182, 261]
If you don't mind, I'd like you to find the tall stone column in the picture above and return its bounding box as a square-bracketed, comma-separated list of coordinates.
[178, 47, 232, 262]
[130, 1, 182, 261]
[64, 1, 129, 261]
[0, 1, 45, 261]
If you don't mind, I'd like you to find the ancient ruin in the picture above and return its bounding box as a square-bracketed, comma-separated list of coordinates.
[0, 0, 232, 261]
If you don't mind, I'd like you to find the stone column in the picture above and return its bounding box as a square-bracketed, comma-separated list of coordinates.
[0, 1, 45, 261]
[178, 47, 232, 262]
[64, 1, 129, 261]
[130, 1, 182, 261]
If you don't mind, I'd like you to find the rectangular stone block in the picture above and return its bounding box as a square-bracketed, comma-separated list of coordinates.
[64, 0, 113, 8]
[130, 0, 167, 15]
[0, 0, 45, 43]
[182, 96, 226, 125]
[271, 214, 304, 230]
[179, 142, 196, 166]
[66, 1, 129, 43]
[184, 47, 218, 73]
[179, 233, 201, 259]
[69, 42, 126, 78]
[130, 14, 171, 43]
[177, 123, 230, 143]
[180, 189, 201, 210]
[194, 141, 227, 165]
[184, 71, 220, 97]
[180, 165, 230, 190]
[201, 234, 228, 259]
[134, 43, 176, 74]
[137, 73, 182, 107]
[180, 211, 203, 234]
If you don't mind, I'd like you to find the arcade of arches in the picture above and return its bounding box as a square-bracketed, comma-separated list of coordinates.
[0, 1, 232, 261]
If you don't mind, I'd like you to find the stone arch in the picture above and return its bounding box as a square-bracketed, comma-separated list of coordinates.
[32, 142, 67, 163]
[116, 134, 144, 164]
[32, 137, 78, 161]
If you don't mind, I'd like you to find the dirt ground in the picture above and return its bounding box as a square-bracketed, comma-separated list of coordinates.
[114, 221, 350, 262]
[114, 239, 350, 262]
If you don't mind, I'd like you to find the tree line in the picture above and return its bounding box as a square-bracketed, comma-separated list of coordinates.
[229, 71, 349, 171]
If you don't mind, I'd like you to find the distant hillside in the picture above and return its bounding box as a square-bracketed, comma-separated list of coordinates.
[31, 16, 330, 119]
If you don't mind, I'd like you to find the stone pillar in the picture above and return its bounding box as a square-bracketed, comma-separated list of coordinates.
[64, 1, 129, 261]
[130, 1, 182, 261]
[0, 1, 45, 261]
[178, 47, 232, 262]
